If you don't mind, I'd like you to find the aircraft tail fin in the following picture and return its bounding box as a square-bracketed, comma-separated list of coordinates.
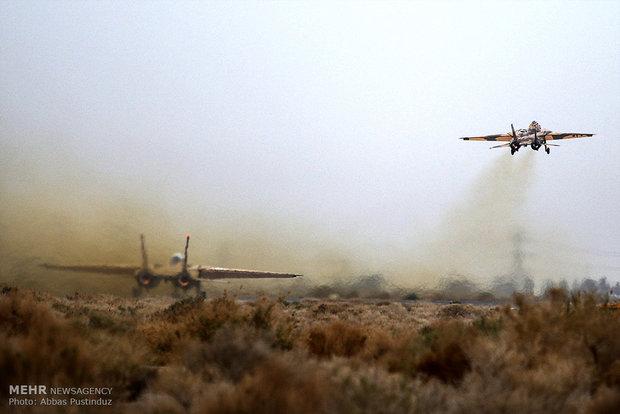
[183, 235, 190, 273]
[140, 234, 148, 270]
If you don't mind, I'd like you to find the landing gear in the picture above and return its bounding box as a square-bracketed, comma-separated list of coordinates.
[531, 129, 541, 151]
[545, 147, 550, 154]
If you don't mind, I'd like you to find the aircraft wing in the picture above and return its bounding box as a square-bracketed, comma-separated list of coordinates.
[41, 263, 141, 275]
[543, 132, 594, 140]
[195, 266, 301, 280]
[460, 133, 513, 142]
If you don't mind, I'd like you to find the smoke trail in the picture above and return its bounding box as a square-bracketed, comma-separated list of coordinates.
[1, 115, 582, 299]
[0, 119, 364, 297]
[410, 152, 537, 288]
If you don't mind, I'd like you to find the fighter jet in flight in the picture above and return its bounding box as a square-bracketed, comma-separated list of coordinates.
[41, 234, 301, 296]
[460, 121, 594, 154]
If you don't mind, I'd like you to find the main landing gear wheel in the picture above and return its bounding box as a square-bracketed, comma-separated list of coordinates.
[545, 147, 550, 154]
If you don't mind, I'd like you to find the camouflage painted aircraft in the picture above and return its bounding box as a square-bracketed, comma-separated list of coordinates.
[460, 121, 594, 155]
[41, 234, 301, 296]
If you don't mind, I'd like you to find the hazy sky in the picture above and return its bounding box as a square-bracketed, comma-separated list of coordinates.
[2, 1, 619, 287]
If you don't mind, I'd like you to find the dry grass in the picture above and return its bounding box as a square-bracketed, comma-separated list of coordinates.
[1, 284, 619, 413]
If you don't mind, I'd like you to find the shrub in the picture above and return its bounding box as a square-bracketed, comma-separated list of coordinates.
[306, 320, 367, 358]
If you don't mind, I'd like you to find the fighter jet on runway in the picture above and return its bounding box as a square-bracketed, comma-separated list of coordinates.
[41, 234, 301, 296]
[460, 121, 594, 155]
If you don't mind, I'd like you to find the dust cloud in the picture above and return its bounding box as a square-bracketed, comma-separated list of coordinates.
[0, 120, 177, 295]
[1, 118, 582, 298]
[410, 153, 536, 283]
[0, 119, 365, 297]
[0, 180, 179, 295]
[397, 150, 587, 298]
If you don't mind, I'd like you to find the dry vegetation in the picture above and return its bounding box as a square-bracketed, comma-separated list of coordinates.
[1, 284, 619, 413]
